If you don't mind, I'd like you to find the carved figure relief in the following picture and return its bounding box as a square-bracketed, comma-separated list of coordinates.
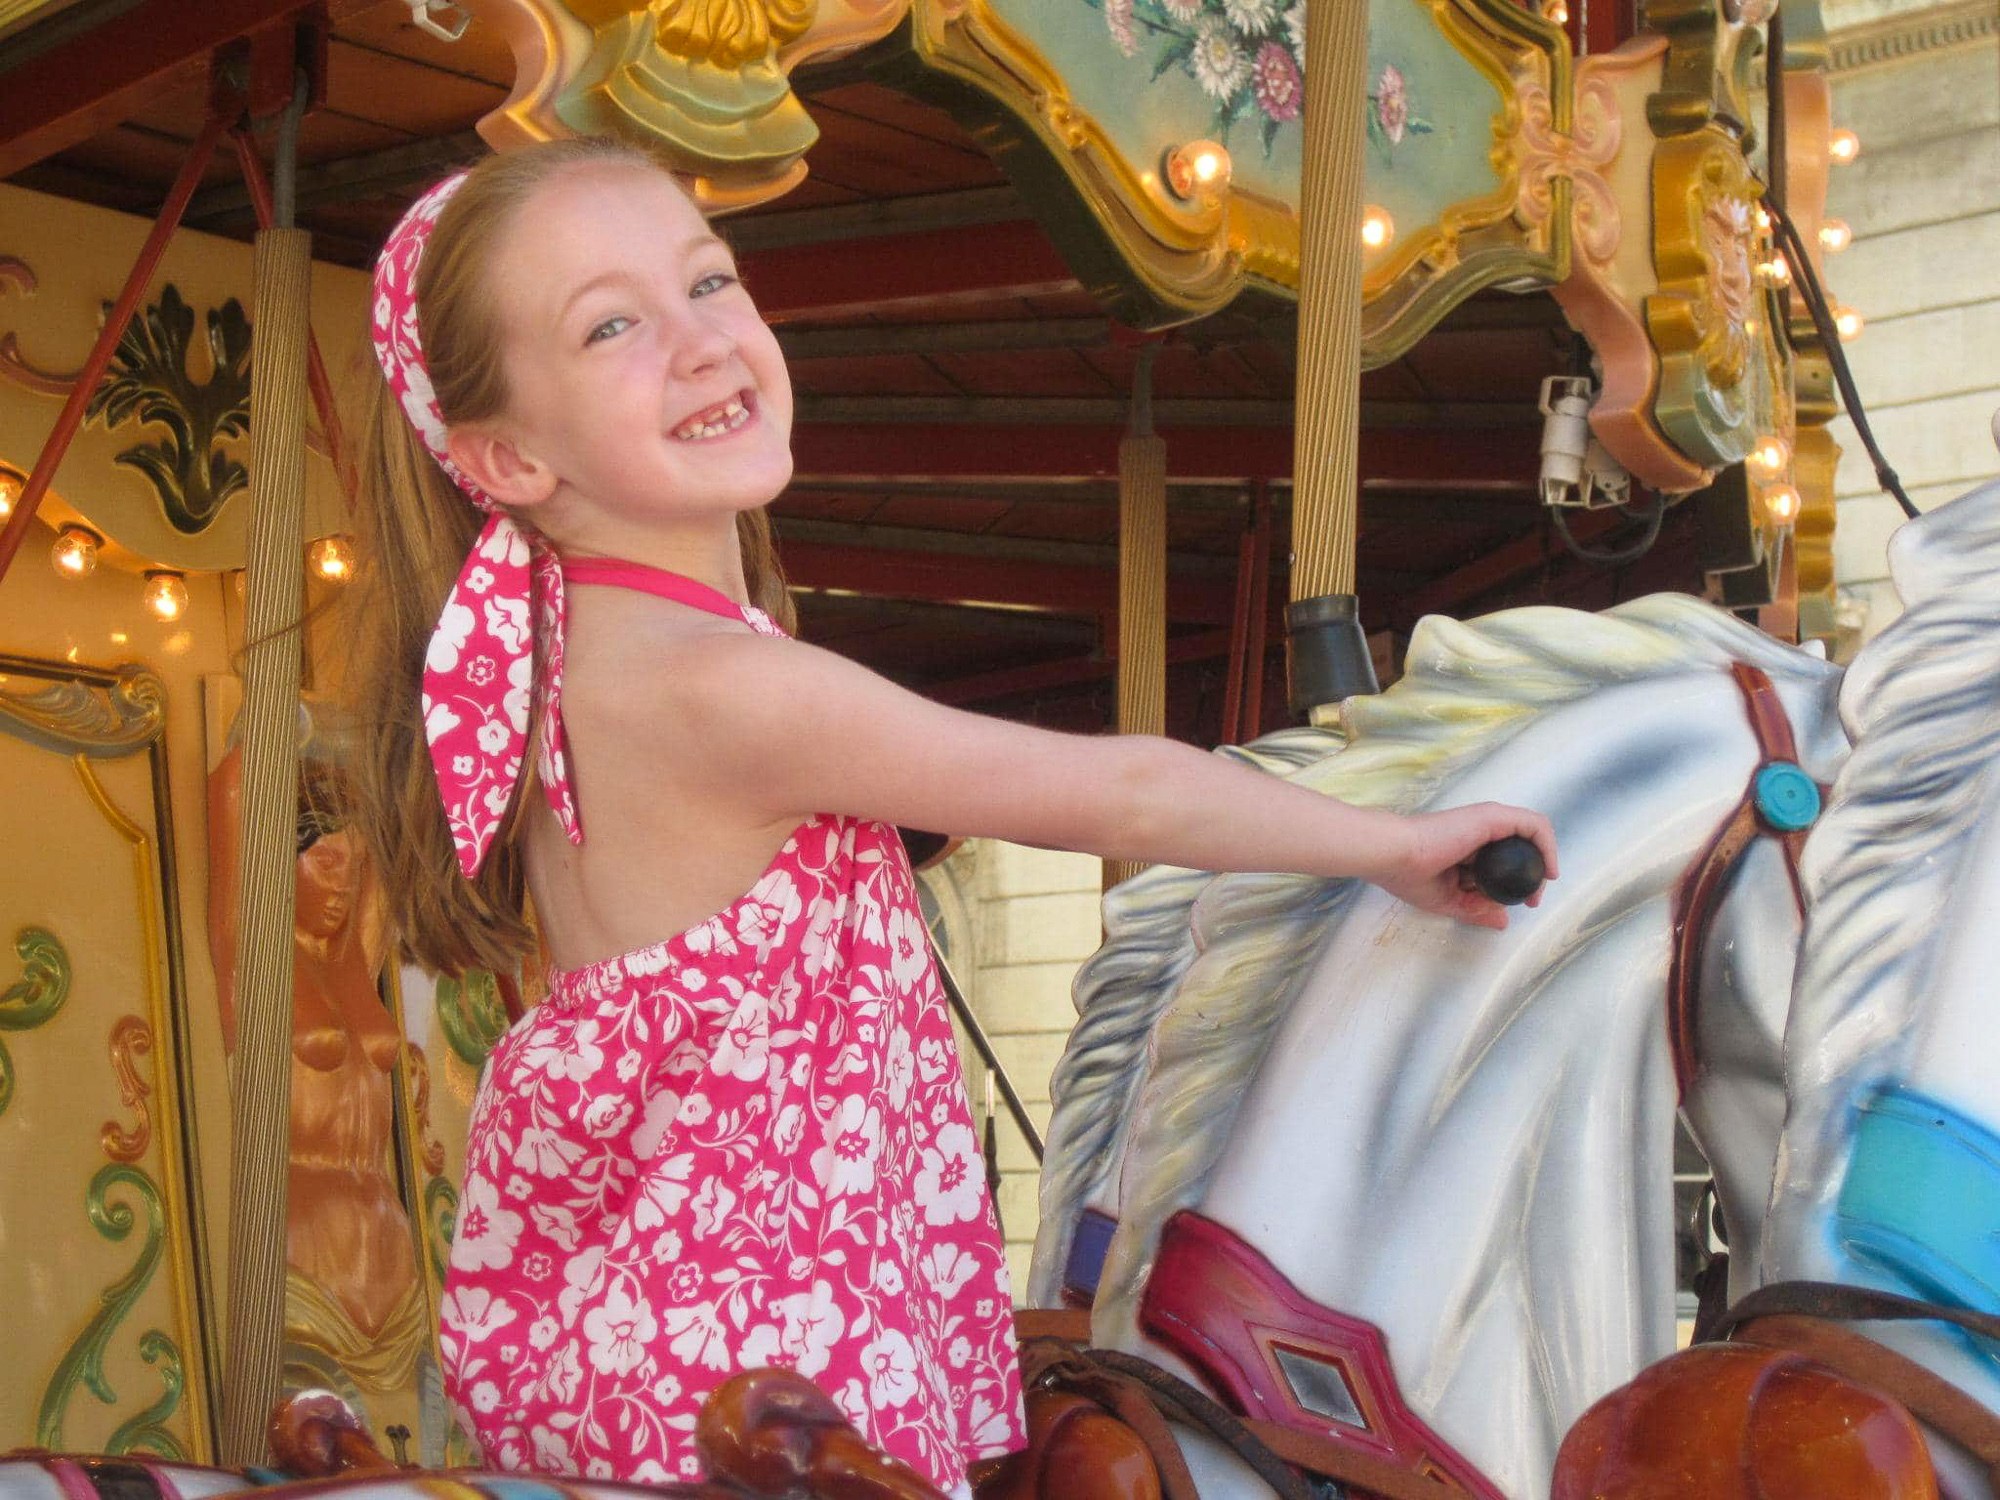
[206, 746, 428, 1406]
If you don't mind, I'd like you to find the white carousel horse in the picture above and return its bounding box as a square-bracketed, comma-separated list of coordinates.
[1030, 593, 1849, 1499]
[1754, 471, 2000, 1499]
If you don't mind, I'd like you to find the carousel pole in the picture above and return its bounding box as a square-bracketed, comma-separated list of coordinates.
[1285, 0, 1379, 719]
[218, 76, 313, 1465]
[1109, 341, 1166, 889]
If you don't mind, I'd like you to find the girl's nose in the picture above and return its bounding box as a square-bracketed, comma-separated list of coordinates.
[670, 306, 734, 378]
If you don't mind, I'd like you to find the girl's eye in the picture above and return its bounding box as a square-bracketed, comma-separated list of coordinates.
[691, 271, 738, 299]
[585, 316, 631, 346]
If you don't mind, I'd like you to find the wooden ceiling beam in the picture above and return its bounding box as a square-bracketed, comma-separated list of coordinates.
[778, 317, 1110, 361]
[1390, 507, 1625, 626]
[792, 420, 1541, 485]
[774, 516, 1237, 576]
[927, 626, 1242, 706]
[780, 538, 1237, 623]
[794, 395, 1535, 429]
[724, 185, 1027, 252]
[184, 127, 486, 227]
[0, 0, 369, 176]
[743, 220, 1077, 319]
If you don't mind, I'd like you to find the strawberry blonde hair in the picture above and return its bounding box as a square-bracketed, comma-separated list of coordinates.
[347, 137, 794, 977]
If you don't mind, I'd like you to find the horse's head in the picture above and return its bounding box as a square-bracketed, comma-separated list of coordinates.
[1061, 594, 1846, 1499]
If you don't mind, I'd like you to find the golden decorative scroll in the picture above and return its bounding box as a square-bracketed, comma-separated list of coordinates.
[468, 0, 901, 210]
[0, 256, 88, 396]
[101, 1014, 155, 1165]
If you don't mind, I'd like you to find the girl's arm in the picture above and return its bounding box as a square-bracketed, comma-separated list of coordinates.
[635, 631, 1557, 928]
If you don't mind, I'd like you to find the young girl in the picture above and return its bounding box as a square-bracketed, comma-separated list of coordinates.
[348, 138, 1557, 1497]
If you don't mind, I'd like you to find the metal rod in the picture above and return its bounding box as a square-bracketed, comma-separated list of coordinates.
[0, 104, 228, 586]
[930, 947, 1044, 1163]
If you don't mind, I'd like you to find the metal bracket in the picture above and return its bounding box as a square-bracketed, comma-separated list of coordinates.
[406, 0, 471, 41]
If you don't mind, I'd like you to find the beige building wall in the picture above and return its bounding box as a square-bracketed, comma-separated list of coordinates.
[921, 839, 1104, 1298]
[1821, 0, 2000, 643]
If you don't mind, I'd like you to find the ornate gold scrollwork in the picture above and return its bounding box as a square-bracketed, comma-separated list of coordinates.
[1516, 68, 1620, 270]
[1644, 0, 1763, 142]
[0, 256, 88, 396]
[470, 0, 865, 209]
[0, 664, 166, 759]
[1644, 124, 1781, 471]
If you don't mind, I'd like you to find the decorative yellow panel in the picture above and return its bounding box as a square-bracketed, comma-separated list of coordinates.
[0, 656, 217, 1459]
[0, 185, 364, 575]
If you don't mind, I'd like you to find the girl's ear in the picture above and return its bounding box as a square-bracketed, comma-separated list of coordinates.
[446, 422, 559, 511]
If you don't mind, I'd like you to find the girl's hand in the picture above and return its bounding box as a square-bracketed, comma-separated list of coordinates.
[1373, 803, 1560, 931]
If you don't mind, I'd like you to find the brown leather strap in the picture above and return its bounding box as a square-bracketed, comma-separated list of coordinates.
[1017, 1337, 1466, 1500]
[1239, 1417, 1463, 1500]
[1735, 1315, 2000, 1486]
[1714, 1280, 2000, 1347]
[1016, 1307, 1095, 1344]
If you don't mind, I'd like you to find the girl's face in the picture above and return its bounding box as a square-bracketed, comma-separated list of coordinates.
[471, 162, 794, 542]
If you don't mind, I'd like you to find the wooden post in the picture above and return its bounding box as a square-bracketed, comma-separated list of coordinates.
[1109, 346, 1165, 889]
[219, 98, 312, 1466]
[1285, 0, 1379, 720]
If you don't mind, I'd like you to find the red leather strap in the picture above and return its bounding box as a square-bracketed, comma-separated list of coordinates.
[1665, 664, 1817, 1101]
[1139, 1211, 1505, 1500]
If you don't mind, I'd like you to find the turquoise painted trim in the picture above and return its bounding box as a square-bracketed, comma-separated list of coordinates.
[1837, 1088, 2000, 1326]
[1753, 763, 1821, 832]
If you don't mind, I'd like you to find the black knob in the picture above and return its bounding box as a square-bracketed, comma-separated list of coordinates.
[1470, 836, 1545, 905]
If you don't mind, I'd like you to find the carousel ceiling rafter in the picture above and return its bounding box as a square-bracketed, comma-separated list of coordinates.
[0, 0, 377, 177]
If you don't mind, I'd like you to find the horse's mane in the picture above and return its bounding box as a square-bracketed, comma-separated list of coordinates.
[1051, 593, 1829, 1317]
[1767, 478, 2000, 1239]
[1029, 729, 1338, 1304]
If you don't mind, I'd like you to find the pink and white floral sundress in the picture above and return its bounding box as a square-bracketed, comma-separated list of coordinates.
[437, 561, 1026, 1494]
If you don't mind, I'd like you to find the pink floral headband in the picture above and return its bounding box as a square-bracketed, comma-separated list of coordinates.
[371, 172, 582, 877]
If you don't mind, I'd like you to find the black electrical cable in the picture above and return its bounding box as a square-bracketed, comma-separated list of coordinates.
[1763, 197, 1921, 520]
[1552, 491, 1667, 565]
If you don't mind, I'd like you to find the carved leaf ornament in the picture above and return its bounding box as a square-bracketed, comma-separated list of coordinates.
[84, 285, 252, 536]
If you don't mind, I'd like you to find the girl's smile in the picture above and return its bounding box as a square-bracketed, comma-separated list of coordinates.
[447, 161, 795, 562]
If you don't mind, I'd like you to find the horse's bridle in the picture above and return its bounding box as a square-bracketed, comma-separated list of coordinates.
[1667, 660, 1828, 1102]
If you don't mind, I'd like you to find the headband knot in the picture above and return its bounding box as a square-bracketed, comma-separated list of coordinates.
[371, 171, 581, 877]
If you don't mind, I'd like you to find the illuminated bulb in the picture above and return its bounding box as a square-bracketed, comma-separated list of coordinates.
[0, 467, 20, 521]
[1764, 485, 1802, 525]
[1756, 255, 1792, 288]
[1818, 218, 1852, 253]
[1753, 205, 1772, 232]
[1544, 0, 1568, 21]
[1746, 434, 1790, 479]
[50, 524, 100, 579]
[1834, 305, 1865, 341]
[1164, 139, 1233, 200]
[1360, 205, 1395, 251]
[143, 570, 189, 622]
[1828, 128, 1860, 165]
[309, 533, 356, 583]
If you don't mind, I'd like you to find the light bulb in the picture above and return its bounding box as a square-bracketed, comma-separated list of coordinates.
[1756, 256, 1792, 288]
[0, 467, 21, 521]
[1818, 218, 1852, 253]
[1753, 205, 1772, 233]
[1764, 485, 1802, 525]
[1360, 206, 1395, 251]
[1746, 435, 1790, 479]
[143, 570, 189, 622]
[1164, 139, 1232, 200]
[1828, 128, 1860, 165]
[1834, 305, 1864, 341]
[1544, 0, 1568, 21]
[51, 524, 100, 579]
[309, 533, 356, 583]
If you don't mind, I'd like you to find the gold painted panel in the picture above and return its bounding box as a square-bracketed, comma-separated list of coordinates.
[0, 185, 366, 574]
[0, 658, 215, 1458]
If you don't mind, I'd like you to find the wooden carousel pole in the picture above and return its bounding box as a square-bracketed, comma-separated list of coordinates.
[1109, 341, 1166, 889]
[1286, 0, 1379, 719]
[219, 77, 312, 1465]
